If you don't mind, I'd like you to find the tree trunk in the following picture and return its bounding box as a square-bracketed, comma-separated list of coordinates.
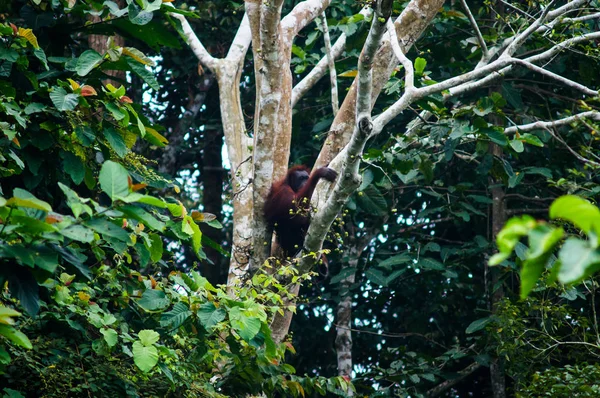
[489, 141, 506, 398]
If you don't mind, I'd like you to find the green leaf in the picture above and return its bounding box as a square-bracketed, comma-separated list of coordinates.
[330, 267, 356, 284]
[550, 195, 600, 237]
[417, 257, 445, 271]
[103, 128, 128, 158]
[229, 307, 261, 342]
[62, 151, 85, 185]
[86, 218, 130, 242]
[132, 341, 158, 372]
[0, 324, 32, 349]
[377, 254, 412, 269]
[60, 225, 95, 243]
[509, 140, 524, 153]
[76, 50, 103, 76]
[120, 205, 165, 231]
[365, 268, 387, 286]
[198, 302, 226, 330]
[414, 57, 427, 75]
[557, 238, 600, 284]
[128, 3, 154, 25]
[6, 188, 52, 212]
[50, 87, 79, 111]
[137, 289, 169, 311]
[466, 316, 492, 334]
[147, 233, 163, 263]
[138, 329, 160, 346]
[160, 302, 192, 330]
[99, 160, 130, 200]
[520, 133, 544, 147]
[126, 58, 159, 90]
[496, 215, 536, 253]
[182, 216, 202, 256]
[520, 225, 563, 298]
[101, 328, 118, 347]
[481, 127, 508, 146]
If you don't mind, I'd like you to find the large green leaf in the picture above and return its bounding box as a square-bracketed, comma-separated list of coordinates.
[103, 127, 128, 158]
[137, 289, 169, 311]
[229, 307, 261, 342]
[86, 218, 130, 242]
[49, 87, 79, 111]
[198, 302, 226, 330]
[99, 160, 130, 200]
[132, 341, 158, 373]
[466, 316, 493, 334]
[100, 328, 118, 347]
[558, 238, 600, 284]
[127, 58, 159, 90]
[7, 188, 51, 212]
[520, 225, 564, 298]
[138, 329, 160, 346]
[160, 302, 192, 329]
[76, 50, 103, 76]
[119, 205, 165, 231]
[0, 324, 32, 349]
[60, 225, 95, 243]
[550, 195, 600, 238]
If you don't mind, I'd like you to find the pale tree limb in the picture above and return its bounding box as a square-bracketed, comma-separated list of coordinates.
[299, 0, 393, 276]
[281, 0, 331, 43]
[291, 7, 372, 108]
[166, 5, 219, 72]
[292, 33, 347, 108]
[320, 11, 339, 116]
[167, 3, 254, 286]
[504, 111, 600, 134]
[226, 13, 251, 64]
[459, 0, 489, 59]
[313, 0, 448, 168]
[387, 19, 414, 91]
[514, 58, 597, 96]
[251, 0, 286, 268]
[501, 0, 556, 58]
[526, 31, 600, 64]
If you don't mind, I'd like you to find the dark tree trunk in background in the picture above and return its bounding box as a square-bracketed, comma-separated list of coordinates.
[87, 1, 126, 86]
[200, 128, 225, 283]
[159, 74, 215, 176]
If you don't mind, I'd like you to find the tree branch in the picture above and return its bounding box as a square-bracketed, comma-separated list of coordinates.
[281, 0, 331, 42]
[320, 11, 339, 116]
[459, 0, 488, 59]
[300, 0, 393, 274]
[504, 111, 600, 133]
[167, 4, 219, 71]
[291, 7, 372, 108]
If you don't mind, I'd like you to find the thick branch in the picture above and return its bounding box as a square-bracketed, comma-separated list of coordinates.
[299, 0, 392, 274]
[387, 19, 414, 91]
[226, 13, 252, 64]
[504, 111, 600, 133]
[281, 0, 331, 42]
[167, 5, 219, 71]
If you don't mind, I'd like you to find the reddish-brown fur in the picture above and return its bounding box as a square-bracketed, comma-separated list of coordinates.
[264, 165, 337, 256]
